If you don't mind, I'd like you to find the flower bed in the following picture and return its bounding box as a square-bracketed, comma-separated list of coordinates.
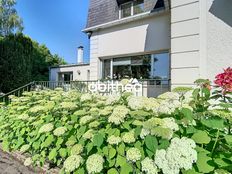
[0, 76, 231, 173]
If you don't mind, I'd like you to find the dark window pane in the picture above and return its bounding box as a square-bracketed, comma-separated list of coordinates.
[121, 2, 132, 18]
[134, 0, 144, 15]
[113, 65, 131, 79]
[103, 59, 111, 79]
[154, 0, 165, 10]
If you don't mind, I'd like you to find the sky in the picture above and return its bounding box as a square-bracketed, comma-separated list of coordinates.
[16, 0, 90, 64]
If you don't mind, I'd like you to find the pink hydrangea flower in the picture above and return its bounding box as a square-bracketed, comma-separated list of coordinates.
[214, 67, 232, 94]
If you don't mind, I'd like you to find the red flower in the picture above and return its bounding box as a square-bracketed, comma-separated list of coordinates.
[214, 67, 232, 93]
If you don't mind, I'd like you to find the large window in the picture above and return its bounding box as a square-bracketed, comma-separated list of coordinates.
[101, 53, 170, 80]
[120, 0, 144, 19]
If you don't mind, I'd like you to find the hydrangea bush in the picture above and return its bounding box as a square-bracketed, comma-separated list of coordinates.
[0, 74, 231, 173]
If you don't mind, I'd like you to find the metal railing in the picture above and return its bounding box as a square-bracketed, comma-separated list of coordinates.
[0, 79, 171, 104]
[0, 82, 35, 104]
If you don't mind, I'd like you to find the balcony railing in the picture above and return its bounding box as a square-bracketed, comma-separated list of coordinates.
[0, 79, 170, 104]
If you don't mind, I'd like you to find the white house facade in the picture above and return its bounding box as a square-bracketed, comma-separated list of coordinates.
[50, 0, 232, 93]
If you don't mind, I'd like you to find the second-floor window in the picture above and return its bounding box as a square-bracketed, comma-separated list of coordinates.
[120, 0, 144, 19]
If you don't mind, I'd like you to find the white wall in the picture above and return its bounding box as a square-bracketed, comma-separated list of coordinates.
[89, 13, 171, 80]
[206, 0, 232, 81]
[50, 65, 90, 81]
[170, 0, 200, 87]
[170, 0, 232, 88]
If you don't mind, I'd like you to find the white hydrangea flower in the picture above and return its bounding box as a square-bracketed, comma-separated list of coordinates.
[71, 144, 83, 155]
[17, 113, 29, 120]
[158, 92, 180, 100]
[141, 157, 158, 174]
[161, 118, 179, 131]
[154, 137, 197, 174]
[108, 114, 124, 125]
[80, 116, 94, 125]
[63, 155, 83, 172]
[89, 121, 100, 128]
[107, 135, 121, 145]
[108, 105, 129, 125]
[158, 99, 181, 115]
[86, 154, 104, 174]
[80, 93, 92, 102]
[140, 128, 150, 139]
[53, 126, 67, 136]
[29, 105, 47, 113]
[105, 94, 120, 105]
[127, 96, 144, 110]
[60, 102, 77, 110]
[122, 130, 135, 143]
[126, 148, 141, 162]
[24, 157, 32, 166]
[183, 90, 193, 104]
[38, 123, 54, 133]
[83, 129, 94, 140]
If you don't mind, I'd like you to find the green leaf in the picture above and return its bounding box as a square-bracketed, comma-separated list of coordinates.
[109, 147, 117, 159]
[48, 148, 57, 161]
[75, 167, 85, 174]
[103, 146, 109, 156]
[120, 163, 133, 174]
[59, 148, 67, 158]
[2, 140, 9, 151]
[93, 133, 104, 147]
[87, 142, 94, 154]
[201, 117, 224, 129]
[180, 108, 193, 121]
[117, 143, 125, 156]
[225, 135, 232, 144]
[41, 134, 54, 148]
[107, 168, 119, 174]
[196, 153, 214, 173]
[116, 155, 127, 167]
[145, 135, 157, 153]
[108, 158, 116, 167]
[158, 139, 170, 149]
[56, 137, 63, 146]
[191, 131, 211, 144]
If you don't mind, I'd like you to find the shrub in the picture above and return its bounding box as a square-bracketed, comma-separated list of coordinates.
[0, 77, 231, 173]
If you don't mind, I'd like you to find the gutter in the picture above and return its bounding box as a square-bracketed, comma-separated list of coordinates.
[82, 8, 169, 33]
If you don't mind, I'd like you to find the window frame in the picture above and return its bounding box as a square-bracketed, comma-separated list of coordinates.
[119, 0, 144, 19]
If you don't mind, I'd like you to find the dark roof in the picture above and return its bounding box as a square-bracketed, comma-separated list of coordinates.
[85, 0, 169, 29]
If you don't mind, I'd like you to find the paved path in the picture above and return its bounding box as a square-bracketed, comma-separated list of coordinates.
[0, 150, 35, 174]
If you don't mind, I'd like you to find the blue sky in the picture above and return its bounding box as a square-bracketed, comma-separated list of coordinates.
[16, 0, 90, 64]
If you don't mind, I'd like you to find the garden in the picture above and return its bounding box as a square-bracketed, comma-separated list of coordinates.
[0, 68, 231, 174]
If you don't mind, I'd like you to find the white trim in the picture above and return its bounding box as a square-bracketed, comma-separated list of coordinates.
[110, 59, 113, 79]
[199, 0, 207, 78]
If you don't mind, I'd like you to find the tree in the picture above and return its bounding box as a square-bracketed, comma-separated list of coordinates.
[0, 34, 66, 93]
[0, 0, 23, 36]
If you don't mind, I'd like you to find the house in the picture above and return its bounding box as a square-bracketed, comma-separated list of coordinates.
[50, 0, 232, 95]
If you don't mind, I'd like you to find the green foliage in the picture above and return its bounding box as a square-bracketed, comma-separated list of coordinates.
[0, 81, 231, 173]
[0, 0, 23, 36]
[0, 34, 66, 92]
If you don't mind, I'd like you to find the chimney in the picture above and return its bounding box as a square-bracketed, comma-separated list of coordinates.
[77, 46, 84, 64]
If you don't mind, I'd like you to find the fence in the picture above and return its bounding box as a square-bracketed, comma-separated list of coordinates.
[0, 79, 171, 104]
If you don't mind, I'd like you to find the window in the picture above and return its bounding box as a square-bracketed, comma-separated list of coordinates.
[134, 0, 144, 15]
[120, 0, 144, 19]
[101, 53, 170, 80]
[58, 72, 73, 81]
[121, 2, 132, 18]
[102, 59, 111, 79]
